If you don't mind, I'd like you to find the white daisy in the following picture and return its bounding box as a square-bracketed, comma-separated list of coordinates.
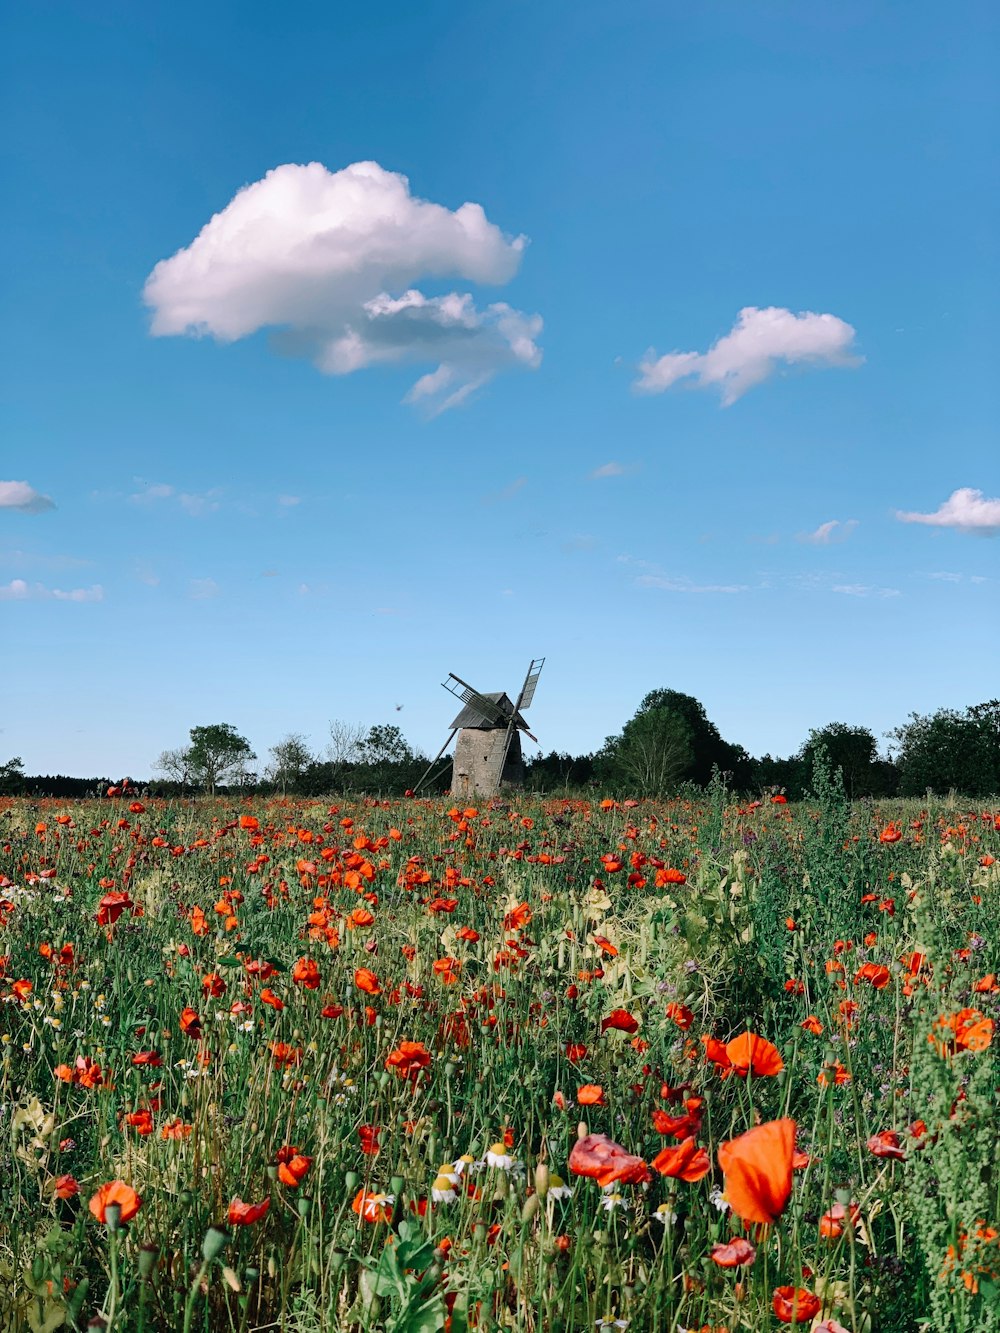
[485, 1142, 514, 1170]
[431, 1176, 458, 1203]
[546, 1172, 573, 1200]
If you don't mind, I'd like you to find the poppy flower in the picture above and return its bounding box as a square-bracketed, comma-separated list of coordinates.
[710, 1237, 756, 1268]
[568, 1133, 651, 1188]
[665, 1002, 694, 1031]
[292, 957, 321, 989]
[854, 962, 891, 989]
[577, 1084, 606, 1106]
[867, 1130, 904, 1160]
[51, 1174, 79, 1199]
[358, 1125, 381, 1155]
[275, 1148, 312, 1188]
[125, 1109, 154, 1136]
[179, 1007, 202, 1040]
[131, 1050, 162, 1067]
[354, 968, 381, 995]
[89, 1181, 142, 1225]
[819, 1200, 859, 1239]
[385, 1040, 432, 1080]
[725, 1032, 784, 1078]
[879, 823, 902, 843]
[771, 1287, 821, 1323]
[566, 1043, 588, 1062]
[800, 1016, 823, 1036]
[717, 1119, 795, 1225]
[771, 794, 787, 805]
[601, 1008, 639, 1035]
[652, 1137, 711, 1183]
[936, 1008, 994, 1053]
[96, 891, 135, 926]
[228, 1197, 270, 1225]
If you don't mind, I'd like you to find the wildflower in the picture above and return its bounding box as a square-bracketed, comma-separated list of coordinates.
[358, 1125, 381, 1155]
[771, 1287, 821, 1323]
[601, 1008, 639, 1035]
[568, 1133, 651, 1187]
[385, 1040, 432, 1080]
[161, 1118, 193, 1140]
[819, 1200, 860, 1239]
[485, 1142, 515, 1170]
[577, 1084, 605, 1107]
[854, 962, 891, 989]
[89, 1181, 142, 1225]
[51, 1174, 79, 1199]
[275, 1146, 312, 1188]
[817, 1061, 851, 1087]
[665, 1002, 694, 1030]
[800, 1016, 823, 1036]
[934, 1008, 994, 1053]
[717, 1119, 795, 1225]
[352, 1187, 394, 1223]
[96, 891, 135, 926]
[292, 957, 321, 989]
[724, 1032, 784, 1078]
[652, 1202, 678, 1225]
[600, 1190, 627, 1212]
[710, 1237, 756, 1267]
[652, 1137, 711, 1183]
[867, 1130, 904, 1159]
[228, 1197, 270, 1225]
[546, 1172, 573, 1200]
[566, 1042, 588, 1062]
[125, 1109, 155, 1136]
[179, 1007, 202, 1040]
[879, 824, 902, 844]
[431, 1175, 457, 1203]
[354, 967, 381, 995]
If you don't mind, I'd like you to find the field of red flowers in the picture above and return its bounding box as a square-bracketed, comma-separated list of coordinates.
[1, 779, 998, 1332]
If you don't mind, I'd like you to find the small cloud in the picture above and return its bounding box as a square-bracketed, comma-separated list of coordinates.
[0, 578, 103, 602]
[483, 476, 527, 505]
[832, 584, 901, 598]
[277, 494, 301, 507]
[928, 571, 963, 582]
[130, 483, 175, 503]
[129, 482, 220, 516]
[636, 574, 749, 594]
[589, 461, 625, 479]
[177, 491, 221, 517]
[0, 481, 56, 514]
[895, 487, 1000, 534]
[561, 534, 598, 553]
[798, 518, 859, 545]
[135, 564, 160, 587]
[634, 306, 861, 404]
[189, 578, 220, 600]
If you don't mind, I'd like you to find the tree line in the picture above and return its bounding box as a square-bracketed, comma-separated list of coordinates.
[2, 691, 998, 799]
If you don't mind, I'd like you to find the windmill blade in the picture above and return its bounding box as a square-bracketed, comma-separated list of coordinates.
[442, 674, 510, 727]
[515, 657, 545, 712]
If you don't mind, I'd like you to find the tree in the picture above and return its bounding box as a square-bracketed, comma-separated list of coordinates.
[359, 724, 413, 765]
[596, 708, 693, 796]
[266, 733, 314, 795]
[156, 724, 256, 794]
[0, 756, 25, 795]
[631, 689, 751, 787]
[798, 722, 897, 798]
[326, 720, 366, 783]
[892, 703, 1000, 797]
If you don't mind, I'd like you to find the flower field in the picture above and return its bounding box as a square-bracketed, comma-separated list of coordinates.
[2, 778, 999, 1332]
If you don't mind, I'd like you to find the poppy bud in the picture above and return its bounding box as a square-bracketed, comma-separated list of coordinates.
[390, 1175, 405, 1196]
[577, 1121, 588, 1141]
[138, 1245, 158, 1279]
[521, 1193, 540, 1222]
[32, 1256, 45, 1284]
[266, 1164, 278, 1182]
[296, 1195, 312, 1219]
[201, 1226, 230, 1263]
[244, 1265, 260, 1286]
[103, 1203, 122, 1233]
[535, 1165, 550, 1198]
[344, 1171, 360, 1193]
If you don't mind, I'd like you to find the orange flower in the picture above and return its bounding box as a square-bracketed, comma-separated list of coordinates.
[160, 1118, 193, 1140]
[568, 1133, 651, 1187]
[228, 1197, 270, 1225]
[179, 1007, 202, 1040]
[867, 1129, 904, 1159]
[817, 1061, 852, 1086]
[772, 1287, 821, 1323]
[725, 1032, 784, 1077]
[358, 1124, 381, 1155]
[52, 1174, 79, 1199]
[576, 1084, 606, 1106]
[665, 1002, 694, 1030]
[89, 1181, 142, 1225]
[879, 823, 903, 844]
[717, 1119, 795, 1225]
[352, 1187, 394, 1223]
[125, 1109, 154, 1136]
[819, 1200, 859, 1239]
[652, 1136, 711, 1182]
[710, 1237, 756, 1267]
[800, 1016, 823, 1036]
[275, 1148, 312, 1188]
[96, 891, 135, 926]
[354, 968, 381, 995]
[935, 1008, 994, 1053]
[385, 1040, 432, 1080]
[292, 957, 321, 989]
[854, 962, 891, 989]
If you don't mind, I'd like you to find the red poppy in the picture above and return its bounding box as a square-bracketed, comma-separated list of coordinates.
[179, 1007, 202, 1040]
[819, 1200, 859, 1239]
[772, 1287, 821, 1323]
[385, 1040, 432, 1080]
[96, 891, 135, 926]
[354, 968, 381, 995]
[358, 1124, 381, 1155]
[576, 1084, 606, 1106]
[89, 1181, 142, 1225]
[566, 1043, 588, 1062]
[651, 1136, 711, 1182]
[52, 1174, 79, 1199]
[568, 1133, 651, 1187]
[601, 1008, 639, 1035]
[725, 1032, 784, 1078]
[292, 957, 321, 989]
[710, 1237, 756, 1268]
[854, 962, 891, 989]
[665, 1002, 694, 1031]
[125, 1109, 154, 1136]
[867, 1130, 904, 1160]
[717, 1119, 795, 1225]
[879, 824, 902, 843]
[352, 1187, 393, 1223]
[275, 1147, 312, 1188]
[228, 1197, 270, 1225]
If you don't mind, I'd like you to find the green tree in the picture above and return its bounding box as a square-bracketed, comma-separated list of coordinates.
[0, 756, 25, 795]
[157, 724, 256, 794]
[596, 707, 693, 796]
[799, 722, 898, 798]
[892, 704, 1000, 797]
[359, 724, 413, 765]
[266, 733, 314, 794]
[621, 689, 751, 788]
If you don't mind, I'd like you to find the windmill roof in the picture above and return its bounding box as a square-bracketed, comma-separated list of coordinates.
[450, 691, 528, 731]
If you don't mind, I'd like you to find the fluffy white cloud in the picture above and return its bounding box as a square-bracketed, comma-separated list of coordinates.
[0, 481, 55, 513]
[799, 518, 859, 545]
[0, 579, 103, 602]
[895, 488, 1000, 534]
[144, 161, 541, 412]
[635, 306, 860, 404]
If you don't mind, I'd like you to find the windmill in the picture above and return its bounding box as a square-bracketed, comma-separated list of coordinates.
[413, 658, 545, 798]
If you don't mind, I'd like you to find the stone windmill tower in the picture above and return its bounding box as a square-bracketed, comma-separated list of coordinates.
[414, 659, 544, 799]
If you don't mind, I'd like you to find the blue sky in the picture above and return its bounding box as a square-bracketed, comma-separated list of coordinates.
[2, 0, 998, 778]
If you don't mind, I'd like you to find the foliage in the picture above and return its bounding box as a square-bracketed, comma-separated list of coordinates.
[893, 701, 1000, 797]
[155, 723, 256, 794]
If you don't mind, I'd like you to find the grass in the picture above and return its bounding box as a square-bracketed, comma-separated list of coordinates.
[0, 784, 998, 1332]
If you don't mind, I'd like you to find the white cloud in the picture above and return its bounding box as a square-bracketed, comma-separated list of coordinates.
[190, 578, 220, 600]
[636, 574, 749, 594]
[832, 583, 901, 598]
[589, 461, 625, 479]
[277, 494, 301, 507]
[635, 306, 860, 404]
[0, 578, 103, 602]
[799, 518, 859, 545]
[0, 481, 55, 514]
[129, 482, 221, 516]
[144, 160, 542, 413]
[895, 488, 1000, 534]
